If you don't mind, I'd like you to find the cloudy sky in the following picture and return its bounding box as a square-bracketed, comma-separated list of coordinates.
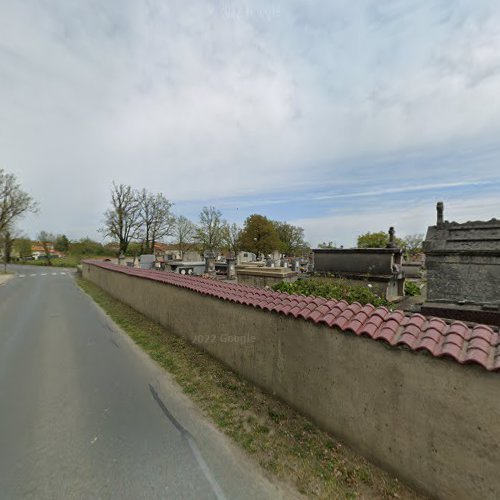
[2, 0, 500, 247]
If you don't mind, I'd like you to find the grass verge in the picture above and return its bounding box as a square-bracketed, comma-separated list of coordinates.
[77, 277, 423, 500]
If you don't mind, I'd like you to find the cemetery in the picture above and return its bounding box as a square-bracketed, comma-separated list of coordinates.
[131, 225, 415, 306]
[85, 199, 500, 499]
[122, 201, 500, 331]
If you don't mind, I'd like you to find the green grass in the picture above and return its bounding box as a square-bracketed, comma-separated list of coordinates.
[77, 277, 423, 500]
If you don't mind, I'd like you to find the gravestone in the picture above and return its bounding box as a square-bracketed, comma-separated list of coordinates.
[226, 257, 236, 279]
[204, 250, 217, 276]
[140, 254, 155, 270]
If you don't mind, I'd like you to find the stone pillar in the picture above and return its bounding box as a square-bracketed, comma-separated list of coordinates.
[308, 252, 314, 273]
[226, 258, 236, 279]
[437, 201, 444, 226]
[204, 251, 216, 276]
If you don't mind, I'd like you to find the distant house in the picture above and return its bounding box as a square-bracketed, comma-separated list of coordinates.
[31, 242, 64, 260]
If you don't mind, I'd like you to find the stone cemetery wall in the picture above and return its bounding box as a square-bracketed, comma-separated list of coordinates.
[83, 261, 500, 500]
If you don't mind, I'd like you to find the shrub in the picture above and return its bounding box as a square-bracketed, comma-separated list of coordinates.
[272, 278, 390, 308]
[404, 281, 421, 297]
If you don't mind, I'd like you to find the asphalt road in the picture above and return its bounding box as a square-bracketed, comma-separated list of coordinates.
[0, 265, 291, 500]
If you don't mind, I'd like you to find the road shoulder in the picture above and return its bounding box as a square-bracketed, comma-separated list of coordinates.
[0, 273, 14, 287]
[75, 276, 301, 500]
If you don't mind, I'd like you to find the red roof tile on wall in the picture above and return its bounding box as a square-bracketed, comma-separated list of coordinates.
[83, 260, 500, 372]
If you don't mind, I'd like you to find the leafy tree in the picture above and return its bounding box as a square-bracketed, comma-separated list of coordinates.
[239, 214, 281, 257]
[14, 237, 32, 259]
[195, 206, 226, 254]
[402, 233, 424, 258]
[69, 238, 108, 256]
[357, 231, 404, 249]
[174, 215, 197, 259]
[103, 242, 119, 256]
[126, 242, 143, 257]
[54, 234, 70, 253]
[317, 241, 336, 249]
[138, 190, 175, 254]
[273, 221, 309, 256]
[0, 168, 38, 235]
[357, 231, 388, 248]
[101, 183, 141, 256]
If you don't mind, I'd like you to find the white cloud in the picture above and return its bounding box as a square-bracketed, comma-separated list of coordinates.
[1, 1, 500, 239]
[293, 193, 500, 248]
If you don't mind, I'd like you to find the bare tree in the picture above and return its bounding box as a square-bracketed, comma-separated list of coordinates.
[222, 222, 242, 256]
[0, 168, 38, 235]
[138, 190, 175, 254]
[2, 228, 25, 263]
[317, 241, 336, 249]
[402, 233, 425, 258]
[1, 228, 30, 270]
[195, 206, 225, 254]
[37, 230, 55, 266]
[1, 229, 14, 272]
[174, 215, 196, 260]
[101, 183, 141, 257]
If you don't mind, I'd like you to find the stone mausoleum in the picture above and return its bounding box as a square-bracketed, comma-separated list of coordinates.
[422, 202, 500, 325]
[312, 230, 405, 301]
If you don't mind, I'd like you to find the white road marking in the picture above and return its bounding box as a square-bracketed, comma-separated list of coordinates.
[21, 271, 69, 278]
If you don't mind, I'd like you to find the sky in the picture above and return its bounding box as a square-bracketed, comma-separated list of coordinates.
[1, 0, 500, 247]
